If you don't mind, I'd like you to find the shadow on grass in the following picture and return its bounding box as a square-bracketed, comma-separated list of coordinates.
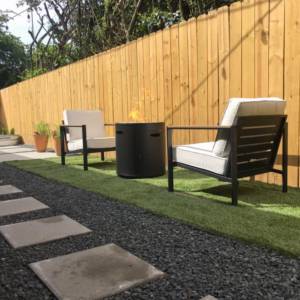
[6, 157, 300, 257]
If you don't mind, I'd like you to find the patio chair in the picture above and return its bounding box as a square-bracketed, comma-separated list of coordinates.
[60, 110, 115, 170]
[167, 98, 288, 206]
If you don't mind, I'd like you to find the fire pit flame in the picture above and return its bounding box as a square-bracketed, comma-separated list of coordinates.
[129, 109, 144, 122]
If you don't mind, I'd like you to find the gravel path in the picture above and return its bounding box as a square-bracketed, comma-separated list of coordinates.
[0, 163, 300, 300]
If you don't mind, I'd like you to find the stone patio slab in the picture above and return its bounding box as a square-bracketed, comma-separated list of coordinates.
[0, 145, 56, 162]
[0, 197, 49, 217]
[30, 243, 165, 300]
[200, 296, 218, 300]
[0, 215, 91, 248]
[0, 185, 22, 195]
[0, 147, 34, 154]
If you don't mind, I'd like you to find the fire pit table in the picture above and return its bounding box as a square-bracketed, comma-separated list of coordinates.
[116, 122, 165, 178]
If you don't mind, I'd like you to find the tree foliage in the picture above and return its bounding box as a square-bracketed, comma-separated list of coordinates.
[0, 13, 27, 88]
[18, 0, 237, 78]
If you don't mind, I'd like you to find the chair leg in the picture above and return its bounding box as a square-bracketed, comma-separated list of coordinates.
[282, 173, 288, 193]
[282, 122, 288, 193]
[61, 152, 65, 166]
[60, 126, 65, 166]
[168, 163, 174, 192]
[101, 152, 105, 161]
[83, 150, 88, 171]
[231, 180, 239, 206]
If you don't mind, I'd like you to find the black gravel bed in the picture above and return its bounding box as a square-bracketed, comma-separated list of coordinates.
[1, 163, 300, 300]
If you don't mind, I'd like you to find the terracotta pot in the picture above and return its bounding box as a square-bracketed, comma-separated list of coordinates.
[52, 136, 61, 156]
[33, 134, 48, 152]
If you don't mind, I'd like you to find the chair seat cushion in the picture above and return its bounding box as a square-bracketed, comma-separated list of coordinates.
[68, 137, 115, 151]
[173, 142, 228, 175]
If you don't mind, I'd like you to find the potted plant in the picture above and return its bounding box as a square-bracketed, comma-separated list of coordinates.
[52, 126, 61, 156]
[33, 121, 50, 152]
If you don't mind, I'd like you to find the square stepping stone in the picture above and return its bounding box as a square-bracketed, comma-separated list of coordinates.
[0, 215, 91, 249]
[200, 296, 218, 300]
[30, 243, 165, 300]
[0, 185, 22, 195]
[0, 197, 49, 217]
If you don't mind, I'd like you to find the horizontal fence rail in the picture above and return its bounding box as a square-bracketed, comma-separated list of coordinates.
[1, 0, 300, 187]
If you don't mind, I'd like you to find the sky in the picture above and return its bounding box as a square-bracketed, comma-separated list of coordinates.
[0, 0, 37, 44]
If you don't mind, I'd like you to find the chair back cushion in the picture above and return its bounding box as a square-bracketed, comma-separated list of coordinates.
[213, 98, 286, 157]
[63, 110, 105, 141]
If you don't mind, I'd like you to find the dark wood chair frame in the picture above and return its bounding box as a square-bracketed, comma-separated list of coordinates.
[60, 123, 115, 171]
[167, 115, 288, 206]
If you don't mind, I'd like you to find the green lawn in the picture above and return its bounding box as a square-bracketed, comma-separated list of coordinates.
[7, 156, 300, 256]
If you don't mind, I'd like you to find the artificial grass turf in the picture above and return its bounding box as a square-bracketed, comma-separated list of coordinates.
[7, 156, 300, 256]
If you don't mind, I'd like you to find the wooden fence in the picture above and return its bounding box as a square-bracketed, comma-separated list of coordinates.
[1, 0, 300, 187]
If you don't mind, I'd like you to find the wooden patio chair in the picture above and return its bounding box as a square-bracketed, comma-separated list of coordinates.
[60, 110, 115, 170]
[167, 98, 288, 205]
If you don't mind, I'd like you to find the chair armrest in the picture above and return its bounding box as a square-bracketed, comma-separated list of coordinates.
[60, 125, 87, 153]
[60, 125, 85, 128]
[167, 125, 233, 152]
[167, 125, 232, 131]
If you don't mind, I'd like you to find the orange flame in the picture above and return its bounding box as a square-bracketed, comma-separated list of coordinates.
[129, 109, 144, 122]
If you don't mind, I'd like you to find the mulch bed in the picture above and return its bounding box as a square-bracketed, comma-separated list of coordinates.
[0, 163, 300, 300]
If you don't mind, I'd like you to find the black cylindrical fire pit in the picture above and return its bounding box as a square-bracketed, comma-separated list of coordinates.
[116, 122, 165, 178]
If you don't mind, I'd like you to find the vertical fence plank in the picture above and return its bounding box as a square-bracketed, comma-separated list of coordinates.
[130, 41, 139, 119]
[285, 0, 300, 187]
[269, 0, 285, 185]
[188, 18, 199, 143]
[171, 24, 181, 144]
[94, 54, 100, 111]
[218, 6, 230, 120]
[111, 47, 123, 123]
[126, 41, 139, 118]
[155, 30, 165, 122]
[254, 0, 270, 183]
[120, 46, 129, 120]
[136, 39, 145, 120]
[149, 33, 158, 122]
[87, 57, 96, 110]
[207, 10, 219, 141]
[242, 0, 255, 98]
[102, 51, 114, 125]
[142, 37, 151, 122]
[229, 1, 242, 98]
[162, 27, 173, 126]
[196, 15, 208, 142]
[179, 21, 190, 144]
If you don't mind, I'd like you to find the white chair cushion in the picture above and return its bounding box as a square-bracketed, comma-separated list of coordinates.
[213, 98, 286, 157]
[63, 110, 106, 141]
[173, 142, 228, 175]
[68, 137, 115, 151]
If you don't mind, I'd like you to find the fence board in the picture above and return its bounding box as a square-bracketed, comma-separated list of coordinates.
[162, 27, 172, 126]
[170, 24, 181, 144]
[136, 39, 145, 121]
[179, 21, 190, 145]
[207, 11, 219, 141]
[218, 6, 230, 119]
[120, 46, 129, 120]
[156, 30, 165, 122]
[284, 0, 300, 187]
[242, 0, 255, 98]
[254, 0, 269, 183]
[268, 0, 284, 185]
[229, 1, 242, 98]
[188, 18, 199, 143]
[196, 15, 208, 142]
